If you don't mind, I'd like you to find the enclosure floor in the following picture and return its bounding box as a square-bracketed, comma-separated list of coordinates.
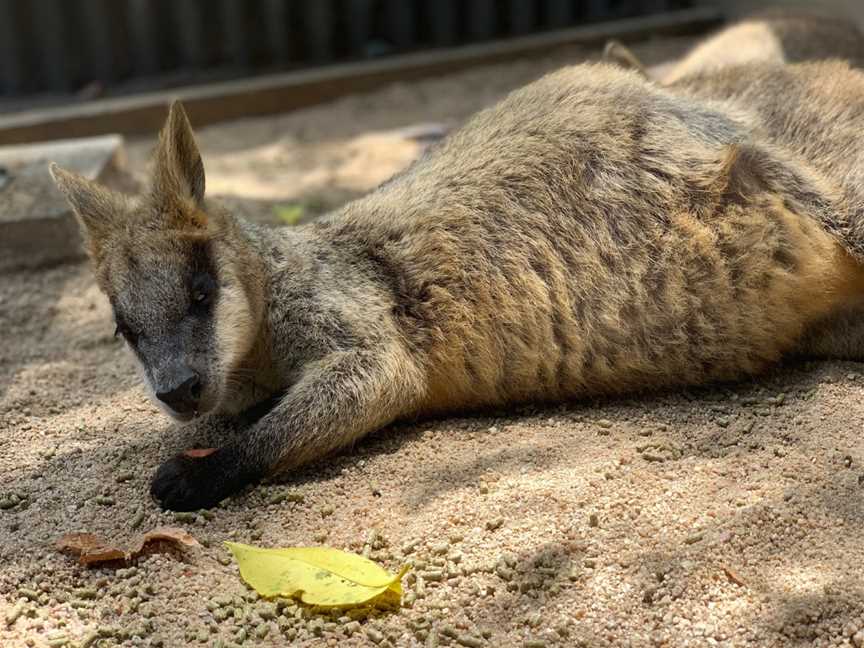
[4, 37, 864, 648]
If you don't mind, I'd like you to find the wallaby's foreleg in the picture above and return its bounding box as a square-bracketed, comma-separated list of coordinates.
[150, 345, 423, 510]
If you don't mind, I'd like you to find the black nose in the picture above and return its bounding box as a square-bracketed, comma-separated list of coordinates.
[156, 370, 201, 414]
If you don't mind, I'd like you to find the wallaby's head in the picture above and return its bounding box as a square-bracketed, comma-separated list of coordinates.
[50, 101, 264, 422]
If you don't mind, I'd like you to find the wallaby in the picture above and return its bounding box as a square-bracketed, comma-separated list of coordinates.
[603, 11, 864, 83]
[51, 58, 864, 510]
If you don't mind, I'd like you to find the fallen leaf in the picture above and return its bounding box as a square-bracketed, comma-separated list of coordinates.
[57, 526, 199, 566]
[183, 448, 217, 458]
[273, 204, 305, 226]
[225, 541, 408, 607]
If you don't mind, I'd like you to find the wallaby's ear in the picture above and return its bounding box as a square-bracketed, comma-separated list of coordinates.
[152, 100, 206, 215]
[602, 40, 649, 79]
[49, 163, 126, 261]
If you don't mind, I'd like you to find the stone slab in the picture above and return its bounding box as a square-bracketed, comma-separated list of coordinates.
[0, 135, 130, 272]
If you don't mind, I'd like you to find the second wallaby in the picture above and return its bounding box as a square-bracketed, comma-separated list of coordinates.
[52, 59, 864, 510]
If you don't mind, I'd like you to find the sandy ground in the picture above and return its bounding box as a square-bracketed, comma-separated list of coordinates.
[5, 37, 864, 648]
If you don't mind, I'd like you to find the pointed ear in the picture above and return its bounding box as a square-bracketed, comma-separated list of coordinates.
[152, 100, 206, 211]
[49, 163, 126, 261]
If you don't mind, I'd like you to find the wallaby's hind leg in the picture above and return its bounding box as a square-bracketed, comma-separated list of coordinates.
[797, 301, 864, 361]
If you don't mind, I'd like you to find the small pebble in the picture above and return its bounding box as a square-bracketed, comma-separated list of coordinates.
[485, 517, 504, 531]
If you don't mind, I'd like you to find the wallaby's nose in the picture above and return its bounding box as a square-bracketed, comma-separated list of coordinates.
[156, 370, 201, 414]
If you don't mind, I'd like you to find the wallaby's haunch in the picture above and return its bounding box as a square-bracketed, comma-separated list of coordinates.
[51, 60, 864, 511]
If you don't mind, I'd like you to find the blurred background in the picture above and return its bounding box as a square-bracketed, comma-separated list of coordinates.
[0, 1, 858, 109]
[1, 0, 863, 267]
[0, 0, 696, 102]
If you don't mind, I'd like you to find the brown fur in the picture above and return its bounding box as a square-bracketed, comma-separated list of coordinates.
[51, 58, 864, 509]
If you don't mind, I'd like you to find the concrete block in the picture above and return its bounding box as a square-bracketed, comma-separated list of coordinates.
[0, 134, 131, 272]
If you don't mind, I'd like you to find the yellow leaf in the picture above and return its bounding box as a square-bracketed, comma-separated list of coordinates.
[273, 204, 305, 226]
[224, 542, 409, 607]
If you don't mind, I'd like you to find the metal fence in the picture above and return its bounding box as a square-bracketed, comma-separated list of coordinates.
[0, 0, 689, 97]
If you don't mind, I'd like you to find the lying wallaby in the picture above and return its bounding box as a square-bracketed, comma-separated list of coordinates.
[604, 11, 864, 83]
[51, 58, 864, 510]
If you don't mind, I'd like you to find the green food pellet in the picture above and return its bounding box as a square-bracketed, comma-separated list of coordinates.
[18, 588, 39, 601]
[4, 603, 23, 626]
[79, 631, 100, 648]
[75, 588, 98, 600]
[441, 625, 458, 639]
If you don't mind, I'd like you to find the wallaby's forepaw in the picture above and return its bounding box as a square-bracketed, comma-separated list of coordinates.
[150, 448, 260, 511]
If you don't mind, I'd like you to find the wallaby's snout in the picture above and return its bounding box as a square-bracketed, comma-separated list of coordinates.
[155, 366, 202, 417]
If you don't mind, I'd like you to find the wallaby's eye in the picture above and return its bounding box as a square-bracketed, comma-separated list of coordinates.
[114, 321, 139, 346]
[190, 272, 217, 311]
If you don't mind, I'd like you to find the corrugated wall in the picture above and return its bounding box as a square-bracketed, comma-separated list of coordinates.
[0, 0, 688, 96]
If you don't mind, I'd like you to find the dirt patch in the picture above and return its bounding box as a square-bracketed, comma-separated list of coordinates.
[4, 37, 864, 648]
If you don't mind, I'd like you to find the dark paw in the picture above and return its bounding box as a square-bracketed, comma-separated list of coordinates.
[150, 449, 259, 511]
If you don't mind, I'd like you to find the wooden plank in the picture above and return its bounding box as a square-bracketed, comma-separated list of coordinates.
[0, 0, 26, 93]
[346, 0, 373, 58]
[509, 0, 538, 36]
[126, 0, 160, 76]
[264, 0, 292, 64]
[427, 0, 458, 47]
[467, 0, 496, 41]
[0, 8, 722, 145]
[173, 0, 207, 69]
[544, 0, 575, 29]
[30, 0, 74, 92]
[386, 0, 416, 51]
[221, 0, 250, 68]
[303, 0, 335, 62]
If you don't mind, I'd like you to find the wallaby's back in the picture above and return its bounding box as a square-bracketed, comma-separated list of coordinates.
[333, 64, 864, 414]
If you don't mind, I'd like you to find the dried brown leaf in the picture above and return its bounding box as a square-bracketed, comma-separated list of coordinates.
[183, 448, 217, 458]
[56, 526, 199, 566]
[722, 565, 747, 587]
